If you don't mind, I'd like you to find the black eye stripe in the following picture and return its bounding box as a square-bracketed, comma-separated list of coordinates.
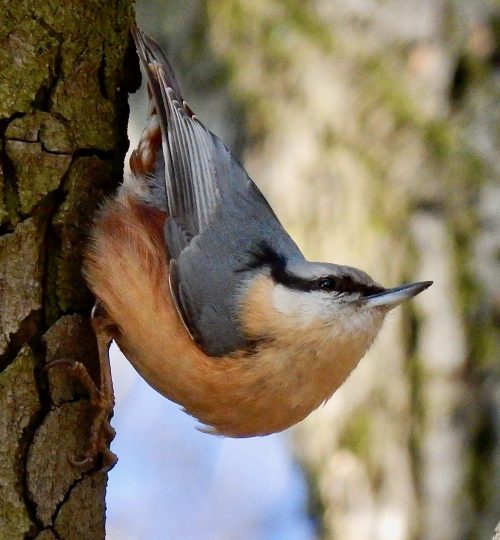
[318, 276, 384, 296]
[242, 242, 384, 296]
[272, 270, 384, 296]
[241, 241, 286, 273]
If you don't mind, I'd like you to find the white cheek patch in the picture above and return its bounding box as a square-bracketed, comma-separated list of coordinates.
[271, 284, 385, 340]
[272, 284, 335, 324]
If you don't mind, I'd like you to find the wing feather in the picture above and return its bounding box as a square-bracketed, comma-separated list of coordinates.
[132, 27, 304, 356]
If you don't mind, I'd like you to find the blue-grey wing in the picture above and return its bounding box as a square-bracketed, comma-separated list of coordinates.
[132, 27, 304, 356]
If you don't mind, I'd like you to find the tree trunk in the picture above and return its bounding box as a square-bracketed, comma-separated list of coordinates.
[0, 2, 137, 538]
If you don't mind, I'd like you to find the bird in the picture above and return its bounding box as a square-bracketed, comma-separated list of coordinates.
[80, 26, 432, 468]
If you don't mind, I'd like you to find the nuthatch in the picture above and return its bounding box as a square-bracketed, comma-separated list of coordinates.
[80, 27, 432, 467]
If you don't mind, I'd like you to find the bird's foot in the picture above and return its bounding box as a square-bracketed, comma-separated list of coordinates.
[47, 358, 117, 470]
[45, 302, 117, 471]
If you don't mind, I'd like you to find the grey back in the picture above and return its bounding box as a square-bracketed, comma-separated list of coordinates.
[132, 27, 303, 356]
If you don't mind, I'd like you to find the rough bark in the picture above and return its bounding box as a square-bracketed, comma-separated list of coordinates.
[0, 2, 138, 539]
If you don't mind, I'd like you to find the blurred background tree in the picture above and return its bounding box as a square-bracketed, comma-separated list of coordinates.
[125, 1, 500, 539]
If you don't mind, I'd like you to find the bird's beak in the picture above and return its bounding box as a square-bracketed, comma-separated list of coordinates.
[363, 281, 433, 310]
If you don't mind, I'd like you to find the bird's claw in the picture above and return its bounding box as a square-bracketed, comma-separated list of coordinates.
[46, 357, 117, 471]
[45, 303, 117, 471]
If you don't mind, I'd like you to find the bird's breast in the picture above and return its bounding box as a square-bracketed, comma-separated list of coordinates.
[84, 193, 376, 437]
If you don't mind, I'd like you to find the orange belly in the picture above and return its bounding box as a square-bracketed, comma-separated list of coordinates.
[84, 193, 372, 436]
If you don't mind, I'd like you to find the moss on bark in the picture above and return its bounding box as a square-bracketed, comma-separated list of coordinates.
[0, 1, 139, 538]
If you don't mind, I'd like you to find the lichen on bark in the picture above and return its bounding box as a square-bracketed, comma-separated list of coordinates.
[0, 1, 138, 538]
[0, 346, 40, 540]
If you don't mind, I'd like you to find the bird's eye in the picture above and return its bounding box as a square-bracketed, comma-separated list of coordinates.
[318, 278, 336, 291]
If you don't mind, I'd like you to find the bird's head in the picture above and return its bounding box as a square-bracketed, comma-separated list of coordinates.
[270, 259, 431, 333]
[239, 246, 432, 355]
